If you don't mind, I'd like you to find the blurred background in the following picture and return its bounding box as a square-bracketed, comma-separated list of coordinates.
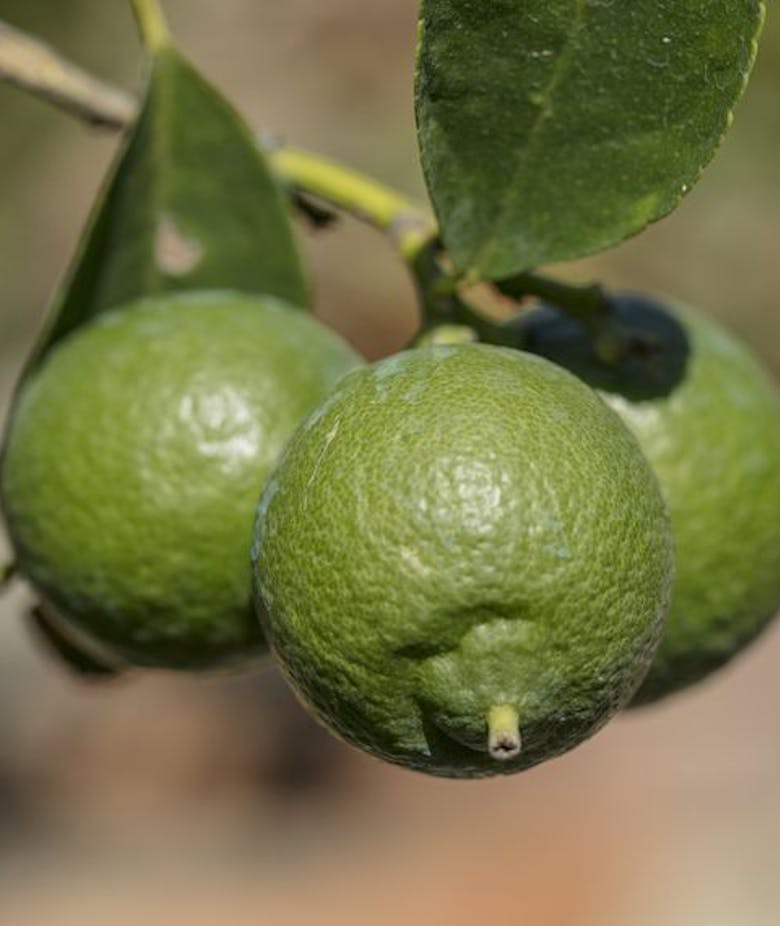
[1, 3, 779, 924]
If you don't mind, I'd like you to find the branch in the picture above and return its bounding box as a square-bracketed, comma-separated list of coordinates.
[267, 143, 433, 255]
[0, 17, 433, 251]
[130, 0, 171, 54]
[0, 20, 136, 128]
[0, 17, 629, 345]
[496, 271, 612, 328]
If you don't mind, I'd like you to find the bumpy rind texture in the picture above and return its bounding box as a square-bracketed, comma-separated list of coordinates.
[520, 295, 780, 704]
[253, 345, 673, 778]
[1, 291, 361, 670]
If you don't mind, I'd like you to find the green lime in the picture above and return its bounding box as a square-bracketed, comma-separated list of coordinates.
[1, 290, 361, 670]
[517, 294, 780, 704]
[253, 344, 672, 778]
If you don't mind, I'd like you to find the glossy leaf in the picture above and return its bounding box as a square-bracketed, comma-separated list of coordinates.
[31, 46, 307, 366]
[416, 0, 765, 280]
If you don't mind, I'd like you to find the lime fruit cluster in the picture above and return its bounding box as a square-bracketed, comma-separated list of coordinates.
[0, 290, 360, 670]
[515, 295, 780, 704]
[252, 345, 673, 778]
[4, 277, 778, 780]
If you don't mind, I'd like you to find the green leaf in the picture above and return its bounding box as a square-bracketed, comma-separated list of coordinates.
[31, 46, 308, 365]
[416, 0, 765, 280]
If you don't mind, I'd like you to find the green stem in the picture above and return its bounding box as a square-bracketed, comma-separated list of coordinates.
[497, 271, 612, 330]
[129, 0, 170, 52]
[270, 145, 453, 331]
[413, 324, 479, 347]
[497, 271, 635, 364]
[270, 146, 435, 261]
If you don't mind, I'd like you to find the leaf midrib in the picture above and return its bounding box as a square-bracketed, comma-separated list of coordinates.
[468, 0, 589, 274]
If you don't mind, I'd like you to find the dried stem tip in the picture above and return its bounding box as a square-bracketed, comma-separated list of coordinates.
[487, 704, 522, 761]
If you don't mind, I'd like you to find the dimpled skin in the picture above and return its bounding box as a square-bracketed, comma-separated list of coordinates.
[521, 296, 780, 704]
[253, 345, 673, 778]
[1, 291, 361, 670]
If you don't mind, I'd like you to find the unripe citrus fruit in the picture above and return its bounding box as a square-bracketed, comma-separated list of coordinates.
[253, 345, 673, 778]
[1, 290, 361, 670]
[517, 294, 780, 704]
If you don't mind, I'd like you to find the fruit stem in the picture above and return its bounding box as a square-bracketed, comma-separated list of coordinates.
[268, 144, 436, 262]
[413, 324, 479, 347]
[496, 272, 640, 364]
[497, 271, 612, 329]
[269, 144, 464, 333]
[129, 0, 171, 52]
[487, 704, 522, 761]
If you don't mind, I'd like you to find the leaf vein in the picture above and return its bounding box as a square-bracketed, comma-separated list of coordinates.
[469, 0, 590, 273]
